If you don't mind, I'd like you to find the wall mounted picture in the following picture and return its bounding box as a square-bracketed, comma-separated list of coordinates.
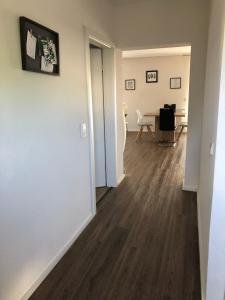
[170, 77, 181, 89]
[125, 79, 136, 90]
[146, 70, 158, 83]
[19, 17, 60, 75]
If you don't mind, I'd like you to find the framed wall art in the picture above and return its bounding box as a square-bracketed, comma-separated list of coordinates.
[19, 17, 60, 75]
[170, 77, 181, 89]
[146, 70, 158, 83]
[125, 79, 136, 90]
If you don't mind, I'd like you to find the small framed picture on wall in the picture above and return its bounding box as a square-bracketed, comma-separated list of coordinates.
[125, 79, 136, 90]
[146, 70, 158, 83]
[170, 77, 181, 89]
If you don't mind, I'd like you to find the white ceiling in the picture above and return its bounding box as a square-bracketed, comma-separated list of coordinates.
[122, 46, 192, 58]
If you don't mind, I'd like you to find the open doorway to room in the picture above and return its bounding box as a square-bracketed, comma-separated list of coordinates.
[89, 44, 110, 203]
[85, 30, 118, 212]
[122, 45, 192, 182]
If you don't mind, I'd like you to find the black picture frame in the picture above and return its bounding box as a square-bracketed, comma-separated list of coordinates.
[170, 77, 181, 89]
[125, 79, 136, 90]
[146, 70, 158, 83]
[19, 17, 60, 75]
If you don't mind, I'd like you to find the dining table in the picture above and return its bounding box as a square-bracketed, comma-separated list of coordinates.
[144, 111, 186, 142]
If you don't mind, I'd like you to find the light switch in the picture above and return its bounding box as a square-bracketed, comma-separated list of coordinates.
[210, 142, 215, 156]
[80, 123, 87, 138]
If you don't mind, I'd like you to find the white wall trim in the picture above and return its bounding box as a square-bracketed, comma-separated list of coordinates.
[182, 182, 198, 192]
[116, 173, 125, 186]
[84, 27, 97, 215]
[21, 213, 94, 300]
[197, 193, 206, 300]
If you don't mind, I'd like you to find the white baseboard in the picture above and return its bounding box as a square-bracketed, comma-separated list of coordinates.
[182, 182, 198, 192]
[128, 128, 187, 133]
[117, 173, 125, 186]
[128, 128, 155, 132]
[21, 213, 94, 300]
[128, 128, 141, 132]
[197, 194, 205, 300]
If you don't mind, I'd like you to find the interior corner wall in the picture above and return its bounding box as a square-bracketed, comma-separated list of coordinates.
[0, 0, 114, 299]
[113, 0, 210, 191]
[122, 55, 191, 131]
[197, 0, 225, 299]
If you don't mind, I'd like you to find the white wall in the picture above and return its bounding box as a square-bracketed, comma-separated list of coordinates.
[0, 1, 116, 299]
[113, 0, 210, 191]
[198, 0, 225, 299]
[115, 49, 125, 183]
[122, 55, 190, 131]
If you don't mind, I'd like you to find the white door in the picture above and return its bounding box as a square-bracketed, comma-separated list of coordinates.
[90, 48, 106, 187]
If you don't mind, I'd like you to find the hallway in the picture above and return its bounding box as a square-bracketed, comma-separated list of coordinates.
[30, 133, 201, 300]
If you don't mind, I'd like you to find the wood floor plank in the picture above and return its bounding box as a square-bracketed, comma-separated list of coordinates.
[30, 133, 201, 300]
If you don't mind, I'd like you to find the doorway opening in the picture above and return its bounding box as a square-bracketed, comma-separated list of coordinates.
[121, 45, 192, 182]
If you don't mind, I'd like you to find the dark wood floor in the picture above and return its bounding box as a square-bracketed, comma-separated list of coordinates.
[96, 186, 111, 203]
[30, 133, 201, 300]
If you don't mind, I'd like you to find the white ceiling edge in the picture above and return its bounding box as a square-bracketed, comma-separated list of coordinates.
[122, 46, 192, 58]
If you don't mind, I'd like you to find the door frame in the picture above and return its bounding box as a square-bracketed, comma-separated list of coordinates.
[84, 27, 118, 215]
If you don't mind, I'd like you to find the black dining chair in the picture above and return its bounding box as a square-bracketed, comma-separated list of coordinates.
[160, 108, 176, 131]
[159, 108, 176, 145]
[164, 104, 176, 112]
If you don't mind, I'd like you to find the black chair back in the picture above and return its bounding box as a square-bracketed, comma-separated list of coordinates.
[160, 108, 175, 131]
[164, 104, 176, 112]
